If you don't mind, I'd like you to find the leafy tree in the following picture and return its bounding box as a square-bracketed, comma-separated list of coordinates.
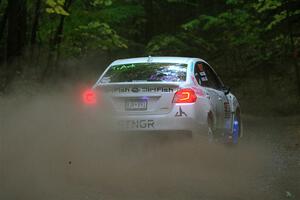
[0, 0, 299, 100]
[46, 0, 70, 16]
[65, 21, 127, 56]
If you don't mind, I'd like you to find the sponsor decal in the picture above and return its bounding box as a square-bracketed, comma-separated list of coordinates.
[131, 87, 139, 93]
[114, 87, 130, 93]
[200, 72, 206, 76]
[175, 106, 187, 117]
[112, 87, 174, 93]
[201, 77, 208, 81]
[118, 119, 155, 129]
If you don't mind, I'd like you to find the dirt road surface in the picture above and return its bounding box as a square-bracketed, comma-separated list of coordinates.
[0, 94, 299, 200]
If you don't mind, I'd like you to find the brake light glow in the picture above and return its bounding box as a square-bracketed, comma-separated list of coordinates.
[82, 89, 97, 105]
[173, 88, 197, 103]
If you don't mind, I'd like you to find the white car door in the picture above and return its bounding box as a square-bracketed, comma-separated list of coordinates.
[195, 62, 226, 128]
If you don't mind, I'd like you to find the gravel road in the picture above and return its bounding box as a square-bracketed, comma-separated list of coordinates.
[0, 95, 299, 200]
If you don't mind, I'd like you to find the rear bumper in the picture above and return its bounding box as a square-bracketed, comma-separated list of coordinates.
[112, 104, 208, 135]
[116, 116, 200, 132]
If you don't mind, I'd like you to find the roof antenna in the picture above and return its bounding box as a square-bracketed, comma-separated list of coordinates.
[147, 55, 153, 63]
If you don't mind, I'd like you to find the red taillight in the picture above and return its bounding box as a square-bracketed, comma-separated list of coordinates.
[173, 88, 197, 103]
[82, 89, 97, 105]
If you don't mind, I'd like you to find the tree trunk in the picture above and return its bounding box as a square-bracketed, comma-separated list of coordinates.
[286, 1, 300, 99]
[41, 0, 74, 81]
[0, 6, 7, 44]
[262, 62, 271, 96]
[290, 34, 300, 99]
[144, 0, 154, 43]
[30, 0, 42, 70]
[0, 5, 8, 63]
[6, 0, 27, 63]
[30, 0, 41, 47]
[0, 0, 27, 91]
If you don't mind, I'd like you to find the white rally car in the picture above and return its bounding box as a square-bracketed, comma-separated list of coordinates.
[83, 57, 242, 143]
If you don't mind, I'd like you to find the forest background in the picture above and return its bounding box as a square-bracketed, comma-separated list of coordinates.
[0, 0, 299, 115]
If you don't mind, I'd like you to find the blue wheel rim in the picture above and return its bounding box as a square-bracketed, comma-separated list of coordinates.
[232, 119, 239, 144]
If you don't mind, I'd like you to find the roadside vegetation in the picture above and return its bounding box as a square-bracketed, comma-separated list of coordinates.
[0, 0, 299, 115]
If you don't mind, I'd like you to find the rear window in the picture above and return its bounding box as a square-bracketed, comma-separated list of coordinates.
[100, 63, 187, 83]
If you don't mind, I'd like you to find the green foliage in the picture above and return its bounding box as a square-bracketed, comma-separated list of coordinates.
[146, 35, 189, 56]
[92, 0, 112, 6]
[255, 0, 282, 13]
[7, 0, 300, 64]
[38, 0, 136, 58]
[225, 0, 239, 5]
[100, 4, 144, 25]
[254, 0, 300, 31]
[45, 0, 69, 16]
[266, 10, 286, 30]
[0, 0, 299, 96]
[181, 19, 200, 31]
[180, 6, 261, 56]
[65, 21, 127, 56]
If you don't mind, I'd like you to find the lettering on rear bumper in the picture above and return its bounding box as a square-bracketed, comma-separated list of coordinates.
[118, 120, 155, 129]
[111, 87, 175, 93]
[175, 106, 187, 117]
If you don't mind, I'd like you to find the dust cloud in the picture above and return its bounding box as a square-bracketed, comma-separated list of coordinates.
[0, 89, 273, 200]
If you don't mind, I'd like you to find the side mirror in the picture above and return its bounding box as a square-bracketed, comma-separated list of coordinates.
[222, 86, 230, 95]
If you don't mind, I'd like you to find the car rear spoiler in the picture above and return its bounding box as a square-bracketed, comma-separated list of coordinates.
[94, 82, 181, 89]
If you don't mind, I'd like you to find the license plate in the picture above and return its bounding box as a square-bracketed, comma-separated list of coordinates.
[125, 99, 147, 111]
